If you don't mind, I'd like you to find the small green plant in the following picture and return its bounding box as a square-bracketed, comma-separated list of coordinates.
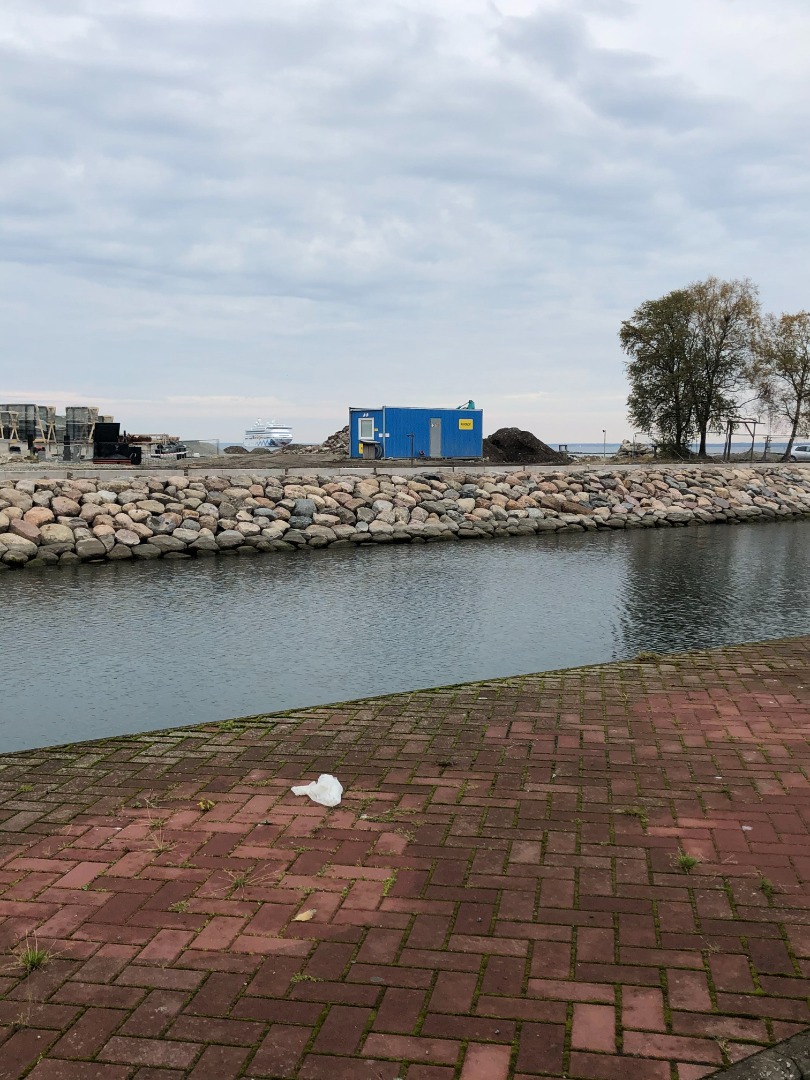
[758, 875, 776, 902]
[382, 871, 398, 896]
[169, 900, 189, 914]
[226, 867, 262, 894]
[619, 806, 648, 827]
[197, 800, 215, 812]
[16, 785, 33, 794]
[219, 720, 236, 731]
[635, 651, 661, 662]
[14, 935, 51, 976]
[290, 972, 323, 985]
[674, 850, 700, 873]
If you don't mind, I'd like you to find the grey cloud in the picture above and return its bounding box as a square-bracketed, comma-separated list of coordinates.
[0, 0, 808, 440]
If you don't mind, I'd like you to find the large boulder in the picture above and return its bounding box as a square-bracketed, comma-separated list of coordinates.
[75, 537, 108, 559]
[51, 496, 81, 516]
[148, 534, 188, 552]
[24, 507, 54, 527]
[39, 523, 76, 547]
[9, 519, 41, 544]
[2, 534, 38, 559]
[107, 544, 133, 559]
[114, 529, 141, 547]
[216, 530, 245, 548]
[4, 490, 33, 511]
[173, 527, 202, 544]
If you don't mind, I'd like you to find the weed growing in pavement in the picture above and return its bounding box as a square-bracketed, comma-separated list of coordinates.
[618, 807, 648, 827]
[197, 800, 215, 812]
[674, 850, 701, 873]
[635, 651, 661, 662]
[290, 973, 323, 984]
[382, 871, 398, 896]
[758, 875, 777, 903]
[13, 935, 52, 977]
[169, 901, 189, 914]
[224, 866, 275, 896]
[226, 869, 254, 893]
[150, 834, 174, 855]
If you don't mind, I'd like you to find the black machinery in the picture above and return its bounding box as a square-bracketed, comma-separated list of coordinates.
[92, 422, 142, 465]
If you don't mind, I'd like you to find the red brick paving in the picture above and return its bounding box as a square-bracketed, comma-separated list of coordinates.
[1, 636, 810, 1078]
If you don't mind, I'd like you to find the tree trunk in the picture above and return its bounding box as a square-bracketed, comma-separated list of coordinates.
[698, 427, 708, 456]
[781, 414, 801, 461]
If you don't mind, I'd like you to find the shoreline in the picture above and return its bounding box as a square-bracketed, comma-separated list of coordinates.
[2, 462, 810, 570]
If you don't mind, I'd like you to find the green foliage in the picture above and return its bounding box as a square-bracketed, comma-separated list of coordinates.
[14, 936, 51, 976]
[674, 850, 700, 873]
[621, 288, 697, 455]
[749, 311, 810, 459]
[621, 277, 760, 456]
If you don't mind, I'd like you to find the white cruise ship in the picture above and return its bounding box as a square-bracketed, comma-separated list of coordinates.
[244, 419, 294, 451]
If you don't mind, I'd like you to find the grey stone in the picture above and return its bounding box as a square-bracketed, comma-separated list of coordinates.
[173, 528, 202, 544]
[131, 543, 163, 559]
[216, 529, 245, 549]
[2, 534, 38, 557]
[148, 534, 188, 552]
[3, 548, 31, 564]
[294, 498, 317, 518]
[75, 537, 108, 559]
[107, 543, 134, 559]
[114, 529, 141, 547]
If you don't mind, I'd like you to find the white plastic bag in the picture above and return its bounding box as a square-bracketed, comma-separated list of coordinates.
[291, 773, 343, 807]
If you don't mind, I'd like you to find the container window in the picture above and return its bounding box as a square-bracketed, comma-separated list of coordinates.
[358, 417, 375, 441]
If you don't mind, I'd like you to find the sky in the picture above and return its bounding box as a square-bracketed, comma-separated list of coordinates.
[1, 0, 809, 444]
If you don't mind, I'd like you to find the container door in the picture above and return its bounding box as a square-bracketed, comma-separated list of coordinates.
[429, 418, 442, 458]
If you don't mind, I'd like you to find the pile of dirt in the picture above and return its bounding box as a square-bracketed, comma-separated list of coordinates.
[483, 427, 570, 465]
[223, 445, 248, 455]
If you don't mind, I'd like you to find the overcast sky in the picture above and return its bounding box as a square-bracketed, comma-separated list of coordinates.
[2, 0, 809, 444]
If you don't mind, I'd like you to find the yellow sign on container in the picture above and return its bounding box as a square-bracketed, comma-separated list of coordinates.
[458, 418, 473, 430]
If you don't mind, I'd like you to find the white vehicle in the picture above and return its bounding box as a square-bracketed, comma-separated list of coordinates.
[790, 443, 810, 461]
[244, 419, 293, 451]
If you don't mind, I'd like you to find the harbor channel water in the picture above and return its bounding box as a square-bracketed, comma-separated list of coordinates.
[2, 520, 810, 753]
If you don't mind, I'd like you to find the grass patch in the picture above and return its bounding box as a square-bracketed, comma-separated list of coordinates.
[382, 871, 398, 897]
[758, 875, 777, 903]
[14, 935, 52, 977]
[673, 850, 701, 873]
[618, 806, 648, 827]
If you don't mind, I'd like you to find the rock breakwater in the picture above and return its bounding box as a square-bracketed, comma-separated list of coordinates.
[1, 465, 809, 569]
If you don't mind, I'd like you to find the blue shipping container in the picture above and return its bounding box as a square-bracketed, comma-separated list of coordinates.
[349, 406, 483, 460]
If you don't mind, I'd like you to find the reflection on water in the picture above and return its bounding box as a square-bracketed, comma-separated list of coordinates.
[1, 521, 809, 752]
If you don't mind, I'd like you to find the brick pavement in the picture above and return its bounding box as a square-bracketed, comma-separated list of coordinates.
[1, 637, 810, 1079]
